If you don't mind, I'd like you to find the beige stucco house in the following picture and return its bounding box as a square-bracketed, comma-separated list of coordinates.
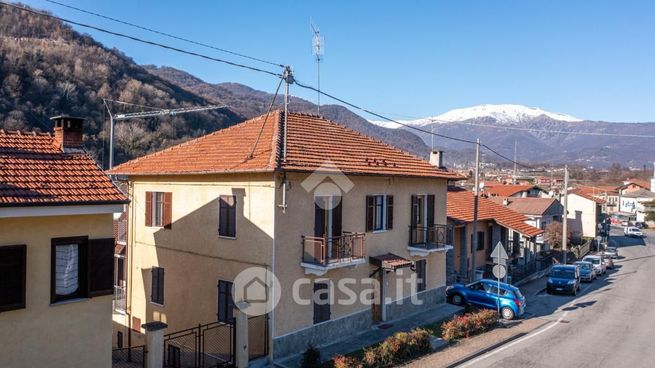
[109, 111, 464, 362]
[0, 117, 128, 368]
[566, 189, 605, 238]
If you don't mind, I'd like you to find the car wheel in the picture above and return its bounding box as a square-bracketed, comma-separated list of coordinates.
[501, 307, 515, 320]
[451, 294, 464, 306]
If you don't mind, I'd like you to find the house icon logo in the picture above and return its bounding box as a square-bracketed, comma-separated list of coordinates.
[233, 267, 281, 316]
[301, 160, 354, 210]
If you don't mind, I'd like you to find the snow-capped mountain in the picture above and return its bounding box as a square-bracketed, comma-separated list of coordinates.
[370, 104, 583, 128]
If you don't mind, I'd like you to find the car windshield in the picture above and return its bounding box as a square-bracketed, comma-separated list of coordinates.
[551, 268, 575, 278]
[576, 263, 592, 271]
[584, 258, 600, 265]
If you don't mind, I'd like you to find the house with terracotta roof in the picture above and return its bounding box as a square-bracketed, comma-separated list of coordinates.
[446, 188, 543, 284]
[575, 184, 619, 214]
[481, 184, 549, 198]
[108, 111, 464, 362]
[565, 189, 606, 238]
[0, 116, 128, 368]
[489, 197, 563, 248]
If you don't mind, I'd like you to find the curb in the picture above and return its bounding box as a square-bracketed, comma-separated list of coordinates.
[443, 331, 528, 368]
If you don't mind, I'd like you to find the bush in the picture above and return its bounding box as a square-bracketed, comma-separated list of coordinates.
[359, 328, 432, 367]
[301, 344, 321, 368]
[332, 354, 363, 368]
[441, 310, 499, 342]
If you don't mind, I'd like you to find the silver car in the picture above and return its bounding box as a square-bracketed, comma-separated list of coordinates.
[582, 255, 606, 276]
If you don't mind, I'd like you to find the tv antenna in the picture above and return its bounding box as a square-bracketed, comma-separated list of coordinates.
[311, 19, 324, 114]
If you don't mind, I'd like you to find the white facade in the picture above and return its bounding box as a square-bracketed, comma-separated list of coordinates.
[566, 193, 602, 238]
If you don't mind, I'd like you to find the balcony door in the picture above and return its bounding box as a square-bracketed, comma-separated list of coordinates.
[410, 194, 435, 243]
[314, 196, 343, 259]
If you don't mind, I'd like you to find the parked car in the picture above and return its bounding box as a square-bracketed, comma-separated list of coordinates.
[601, 255, 615, 269]
[446, 279, 526, 320]
[547, 265, 581, 296]
[635, 222, 648, 229]
[603, 246, 619, 259]
[574, 261, 596, 282]
[624, 226, 644, 238]
[582, 255, 607, 276]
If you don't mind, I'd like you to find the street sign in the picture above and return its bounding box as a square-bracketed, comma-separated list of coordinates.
[492, 264, 507, 279]
[491, 241, 509, 261]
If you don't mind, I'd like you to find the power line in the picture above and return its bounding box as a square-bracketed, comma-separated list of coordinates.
[0, 1, 283, 78]
[249, 76, 284, 158]
[44, 0, 285, 68]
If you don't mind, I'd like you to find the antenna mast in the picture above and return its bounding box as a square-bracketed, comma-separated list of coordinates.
[311, 19, 324, 115]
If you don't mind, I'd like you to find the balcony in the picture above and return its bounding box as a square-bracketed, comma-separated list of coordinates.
[113, 285, 126, 314]
[301, 232, 366, 275]
[408, 224, 454, 256]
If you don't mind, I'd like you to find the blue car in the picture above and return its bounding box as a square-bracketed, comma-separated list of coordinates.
[546, 265, 581, 295]
[446, 279, 526, 320]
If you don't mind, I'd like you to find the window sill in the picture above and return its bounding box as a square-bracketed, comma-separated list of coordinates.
[50, 297, 89, 306]
[372, 229, 387, 234]
[150, 302, 164, 307]
[218, 235, 237, 240]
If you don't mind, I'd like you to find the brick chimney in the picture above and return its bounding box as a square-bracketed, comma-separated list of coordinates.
[51, 116, 84, 151]
[429, 149, 446, 169]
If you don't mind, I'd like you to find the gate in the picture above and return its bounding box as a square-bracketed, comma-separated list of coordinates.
[112, 345, 146, 368]
[164, 321, 235, 368]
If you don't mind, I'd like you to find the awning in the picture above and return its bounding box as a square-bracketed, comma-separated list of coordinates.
[369, 253, 413, 271]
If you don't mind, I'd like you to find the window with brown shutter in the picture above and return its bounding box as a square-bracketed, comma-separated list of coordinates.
[145, 191, 153, 227]
[426, 194, 435, 227]
[151, 267, 164, 305]
[145, 192, 170, 228]
[163, 192, 172, 229]
[386, 195, 394, 230]
[415, 259, 426, 292]
[365, 196, 375, 232]
[219, 195, 237, 238]
[88, 238, 115, 297]
[366, 195, 393, 232]
[0, 244, 26, 312]
[313, 282, 330, 324]
[217, 280, 234, 323]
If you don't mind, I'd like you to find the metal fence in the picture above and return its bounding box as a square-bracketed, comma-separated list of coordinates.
[112, 345, 145, 368]
[164, 321, 235, 368]
[247, 314, 269, 361]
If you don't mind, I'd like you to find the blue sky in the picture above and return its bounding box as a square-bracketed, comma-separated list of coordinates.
[26, 0, 655, 122]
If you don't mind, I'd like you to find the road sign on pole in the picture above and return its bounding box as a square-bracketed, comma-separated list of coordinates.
[491, 241, 509, 317]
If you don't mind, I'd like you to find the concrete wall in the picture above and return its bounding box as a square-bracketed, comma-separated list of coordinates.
[0, 214, 114, 368]
[272, 172, 450, 349]
[566, 193, 598, 238]
[122, 174, 275, 340]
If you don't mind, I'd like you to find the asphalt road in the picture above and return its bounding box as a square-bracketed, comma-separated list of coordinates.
[457, 228, 655, 368]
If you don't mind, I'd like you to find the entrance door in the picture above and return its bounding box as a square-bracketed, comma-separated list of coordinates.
[314, 197, 343, 260]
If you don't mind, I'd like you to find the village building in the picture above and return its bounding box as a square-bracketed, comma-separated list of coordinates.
[565, 189, 605, 239]
[488, 197, 563, 249]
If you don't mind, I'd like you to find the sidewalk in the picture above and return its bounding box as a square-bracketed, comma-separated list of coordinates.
[274, 303, 463, 368]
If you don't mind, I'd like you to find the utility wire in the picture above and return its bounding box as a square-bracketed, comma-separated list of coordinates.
[249, 76, 284, 158]
[0, 1, 283, 78]
[44, 0, 286, 68]
[103, 99, 161, 111]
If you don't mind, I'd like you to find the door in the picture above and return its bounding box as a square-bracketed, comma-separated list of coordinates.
[465, 281, 489, 308]
[314, 197, 343, 260]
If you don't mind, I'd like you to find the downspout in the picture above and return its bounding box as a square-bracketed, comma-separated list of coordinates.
[270, 172, 277, 363]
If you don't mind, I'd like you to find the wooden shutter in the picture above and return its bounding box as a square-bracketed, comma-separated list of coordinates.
[332, 199, 342, 237]
[386, 195, 394, 230]
[228, 196, 236, 237]
[145, 191, 153, 227]
[313, 282, 330, 324]
[217, 280, 234, 323]
[427, 195, 435, 226]
[88, 238, 115, 297]
[416, 259, 426, 292]
[163, 192, 173, 229]
[219, 196, 236, 237]
[314, 201, 326, 238]
[410, 195, 418, 227]
[0, 245, 26, 312]
[365, 196, 375, 232]
[151, 267, 164, 305]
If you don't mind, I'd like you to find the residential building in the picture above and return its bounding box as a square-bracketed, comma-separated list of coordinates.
[482, 184, 549, 198]
[565, 189, 605, 238]
[0, 117, 128, 368]
[108, 111, 464, 361]
[574, 184, 619, 214]
[618, 178, 651, 195]
[446, 188, 543, 284]
[489, 197, 563, 248]
[619, 189, 655, 222]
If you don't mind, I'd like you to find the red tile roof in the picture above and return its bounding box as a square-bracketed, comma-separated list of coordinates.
[622, 178, 650, 190]
[567, 189, 606, 204]
[482, 184, 540, 197]
[447, 189, 543, 237]
[109, 111, 464, 180]
[0, 130, 128, 206]
[488, 197, 562, 216]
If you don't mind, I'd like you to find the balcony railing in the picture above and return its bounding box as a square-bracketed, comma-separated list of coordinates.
[113, 285, 126, 313]
[302, 231, 366, 267]
[408, 224, 453, 250]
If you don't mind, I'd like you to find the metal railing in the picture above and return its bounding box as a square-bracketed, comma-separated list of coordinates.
[302, 231, 366, 266]
[112, 345, 145, 368]
[408, 224, 453, 249]
[113, 285, 126, 313]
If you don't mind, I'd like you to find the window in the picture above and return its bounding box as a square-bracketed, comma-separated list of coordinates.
[51, 237, 115, 304]
[366, 195, 393, 231]
[145, 191, 172, 228]
[151, 267, 165, 305]
[415, 259, 426, 292]
[313, 282, 331, 324]
[217, 280, 235, 323]
[410, 194, 435, 228]
[219, 195, 237, 238]
[0, 244, 26, 312]
[477, 231, 485, 251]
[116, 331, 123, 349]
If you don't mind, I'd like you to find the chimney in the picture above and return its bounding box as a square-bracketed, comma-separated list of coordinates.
[51, 116, 84, 151]
[429, 149, 445, 169]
